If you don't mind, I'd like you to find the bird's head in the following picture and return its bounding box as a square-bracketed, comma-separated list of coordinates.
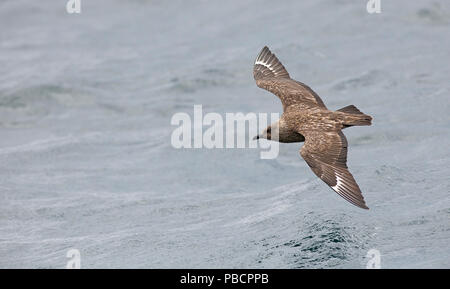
[253, 122, 280, 141]
[253, 125, 274, 141]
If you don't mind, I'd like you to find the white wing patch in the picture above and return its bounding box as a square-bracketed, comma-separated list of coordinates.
[253, 47, 290, 79]
[255, 60, 274, 72]
[332, 174, 344, 192]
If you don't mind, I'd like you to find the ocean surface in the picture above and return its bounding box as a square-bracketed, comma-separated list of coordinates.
[0, 0, 449, 268]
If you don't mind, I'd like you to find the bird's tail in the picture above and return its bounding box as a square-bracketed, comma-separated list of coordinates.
[337, 105, 372, 127]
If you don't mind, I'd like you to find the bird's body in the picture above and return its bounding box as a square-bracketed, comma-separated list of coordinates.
[253, 46, 372, 209]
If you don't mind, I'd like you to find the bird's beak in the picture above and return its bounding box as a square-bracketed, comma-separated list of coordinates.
[253, 135, 259, 140]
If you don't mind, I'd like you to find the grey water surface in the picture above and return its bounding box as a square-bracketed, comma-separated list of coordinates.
[0, 0, 449, 268]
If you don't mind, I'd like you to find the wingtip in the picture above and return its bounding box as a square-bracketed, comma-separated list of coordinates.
[257, 46, 271, 57]
[349, 200, 369, 210]
[358, 201, 370, 210]
[254, 46, 290, 79]
[257, 46, 269, 58]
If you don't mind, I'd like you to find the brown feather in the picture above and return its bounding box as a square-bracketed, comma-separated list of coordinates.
[252, 47, 372, 209]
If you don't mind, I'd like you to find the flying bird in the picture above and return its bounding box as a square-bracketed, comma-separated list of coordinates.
[253, 46, 372, 209]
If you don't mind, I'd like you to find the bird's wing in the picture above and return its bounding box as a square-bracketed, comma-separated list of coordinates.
[253, 46, 326, 111]
[299, 130, 369, 209]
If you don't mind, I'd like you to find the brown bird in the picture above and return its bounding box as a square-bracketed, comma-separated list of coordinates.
[253, 46, 372, 209]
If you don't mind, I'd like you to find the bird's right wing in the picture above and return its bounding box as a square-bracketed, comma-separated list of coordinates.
[299, 130, 369, 209]
[253, 46, 327, 111]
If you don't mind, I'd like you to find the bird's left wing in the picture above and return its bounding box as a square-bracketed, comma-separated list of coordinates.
[299, 130, 369, 209]
[253, 46, 326, 111]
